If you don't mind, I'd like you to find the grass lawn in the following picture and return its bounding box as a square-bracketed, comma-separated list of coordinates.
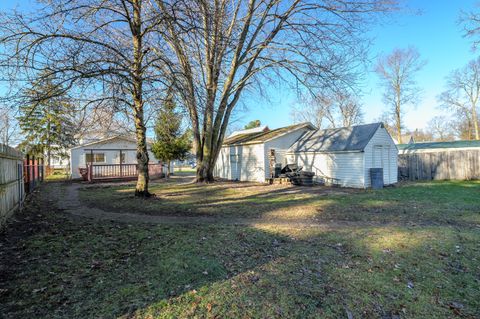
[174, 167, 196, 173]
[1, 181, 479, 318]
[45, 170, 70, 181]
[79, 179, 480, 225]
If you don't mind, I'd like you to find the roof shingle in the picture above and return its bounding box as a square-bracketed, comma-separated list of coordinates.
[288, 123, 383, 153]
[223, 123, 315, 146]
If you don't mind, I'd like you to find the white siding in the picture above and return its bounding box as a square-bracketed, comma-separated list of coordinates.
[70, 137, 158, 178]
[263, 129, 311, 179]
[215, 128, 312, 182]
[363, 127, 398, 186]
[215, 146, 231, 179]
[289, 152, 365, 188]
[238, 144, 265, 182]
[214, 143, 265, 182]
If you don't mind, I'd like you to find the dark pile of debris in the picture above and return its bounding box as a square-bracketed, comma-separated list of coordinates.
[279, 164, 315, 186]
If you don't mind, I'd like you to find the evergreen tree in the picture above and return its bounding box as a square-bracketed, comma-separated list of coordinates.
[244, 120, 261, 130]
[17, 71, 76, 165]
[152, 90, 191, 178]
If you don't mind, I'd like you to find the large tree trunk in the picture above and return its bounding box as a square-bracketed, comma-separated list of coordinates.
[395, 98, 402, 144]
[472, 104, 480, 140]
[132, 0, 150, 197]
[134, 107, 150, 197]
[196, 156, 215, 183]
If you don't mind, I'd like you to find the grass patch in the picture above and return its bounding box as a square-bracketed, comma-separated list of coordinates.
[1, 181, 479, 318]
[45, 170, 70, 181]
[79, 179, 480, 225]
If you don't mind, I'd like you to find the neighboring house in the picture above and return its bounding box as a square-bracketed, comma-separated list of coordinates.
[214, 123, 316, 182]
[393, 134, 415, 145]
[49, 152, 69, 169]
[228, 125, 269, 137]
[69, 135, 163, 179]
[287, 123, 398, 188]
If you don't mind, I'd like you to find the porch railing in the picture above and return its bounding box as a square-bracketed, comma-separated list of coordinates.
[80, 163, 163, 181]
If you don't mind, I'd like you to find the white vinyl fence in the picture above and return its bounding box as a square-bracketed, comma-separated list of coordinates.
[0, 144, 24, 227]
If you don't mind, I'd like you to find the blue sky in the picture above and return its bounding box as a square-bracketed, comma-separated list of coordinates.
[1, 0, 479, 132]
[236, 0, 480, 131]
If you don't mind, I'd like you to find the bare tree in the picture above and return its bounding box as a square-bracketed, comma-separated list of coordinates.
[461, 5, 480, 50]
[438, 57, 480, 140]
[375, 46, 426, 143]
[451, 113, 479, 140]
[426, 116, 455, 141]
[336, 93, 364, 127]
[291, 91, 363, 129]
[0, 0, 168, 196]
[155, 0, 397, 181]
[291, 95, 333, 129]
[404, 128, 432, 143]
[376, 111, 398, 139]
[0, 106, 17, 146]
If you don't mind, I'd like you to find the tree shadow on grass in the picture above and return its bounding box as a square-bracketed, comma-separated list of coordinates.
[1, 185, 479, 318]
[0, 185, 296, 318]
[79, 180, 480, 226]
[128, 225, 480, 319]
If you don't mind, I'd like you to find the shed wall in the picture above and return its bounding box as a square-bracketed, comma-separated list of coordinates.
[288, 152, 365, 188]
[215, 146, 231, 180]
[363, 127, 398, 186]
[263, 129, 311, 179]
[214, 144, 265, 182]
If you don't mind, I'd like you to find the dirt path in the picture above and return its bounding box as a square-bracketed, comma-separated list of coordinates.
[50, 182, 448, 229]
[55, 182, 335, 228]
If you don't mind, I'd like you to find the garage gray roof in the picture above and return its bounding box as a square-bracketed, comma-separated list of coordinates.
[289, 122, 384, 153]
[223, 122, 315, 146]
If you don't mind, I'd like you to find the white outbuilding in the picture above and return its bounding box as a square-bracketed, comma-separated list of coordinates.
[287, 122, 398, 188]
[214, 123, 316, 182]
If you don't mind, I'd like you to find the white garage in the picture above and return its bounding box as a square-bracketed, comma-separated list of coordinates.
[214, 123, 316, 182]
[287, 122, 398, 188]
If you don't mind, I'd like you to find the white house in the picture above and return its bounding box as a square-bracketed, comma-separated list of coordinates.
[69, 135, 161, 179]
[214, 123, 316, 182]
[287, 122, 398, 188]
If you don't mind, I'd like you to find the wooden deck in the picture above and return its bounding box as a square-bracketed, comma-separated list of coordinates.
[80, 163, 164, 182]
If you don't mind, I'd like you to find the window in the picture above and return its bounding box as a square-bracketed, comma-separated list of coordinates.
[120, 152, 126, 164]
[85, 153, 105, 163]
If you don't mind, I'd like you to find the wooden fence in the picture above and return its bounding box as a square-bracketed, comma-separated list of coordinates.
[24, 154, 44, 193]
[398, 149, 480, 181]
[0, 144, 24, 227]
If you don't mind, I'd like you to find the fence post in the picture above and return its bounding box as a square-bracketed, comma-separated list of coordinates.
[119, 150, 123, 177]
[40, 157, 44, 182]
[25, 154, 30, 193]
[87, 164, 93, 182]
